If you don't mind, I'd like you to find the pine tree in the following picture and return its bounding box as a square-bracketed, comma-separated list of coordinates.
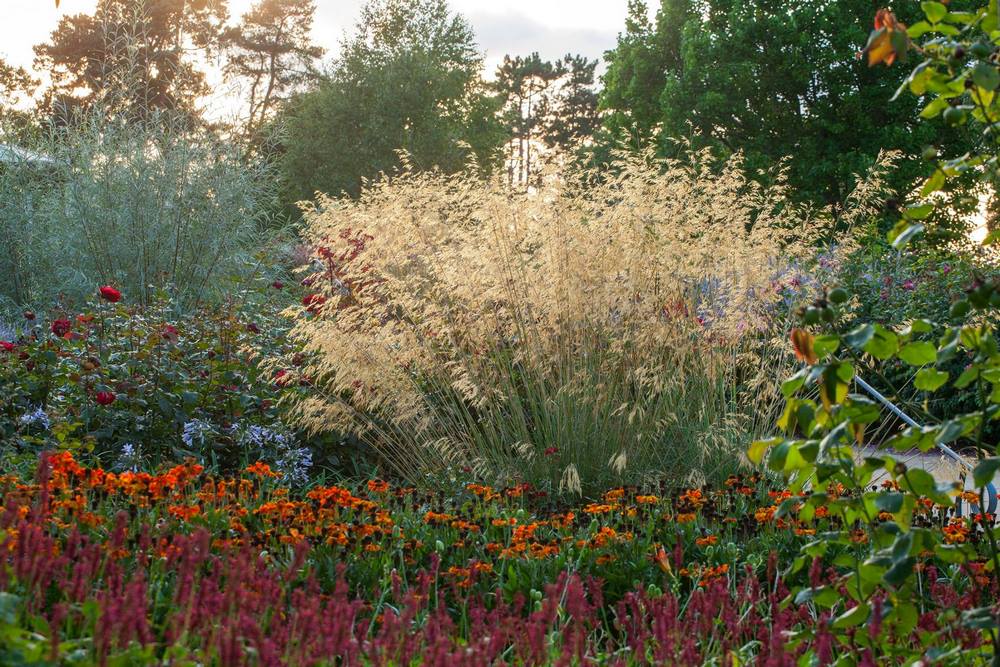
[223, 0, 324, 138]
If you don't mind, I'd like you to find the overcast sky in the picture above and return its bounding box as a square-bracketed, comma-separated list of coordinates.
[1, 0, 641, 76]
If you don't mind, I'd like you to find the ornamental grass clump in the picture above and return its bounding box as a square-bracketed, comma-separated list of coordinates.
[286, 148, 886, 494]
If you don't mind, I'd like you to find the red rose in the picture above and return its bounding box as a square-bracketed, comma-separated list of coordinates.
[0, 341, 15, 353]
[99, 285, 122, 302]
[23, 311, 35, 321]
[95, 391, 116, 406]
[51, 319, 71, 338]
[271, 281, 284, 290]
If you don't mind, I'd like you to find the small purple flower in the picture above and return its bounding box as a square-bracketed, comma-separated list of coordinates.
[902, 280, 915, 291]
[942, 264, 952, 275]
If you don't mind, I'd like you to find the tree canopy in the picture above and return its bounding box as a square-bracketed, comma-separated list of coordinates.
[279, 0, 504, 205]
[223, 0, 324, 138]
[598, 0, 975, 221]
[34, 0, 228, 122]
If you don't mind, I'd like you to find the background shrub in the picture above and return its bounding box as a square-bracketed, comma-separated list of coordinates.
[0, 112, 277, 311]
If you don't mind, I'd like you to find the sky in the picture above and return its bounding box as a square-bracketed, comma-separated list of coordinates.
[0, 0, 639, 79]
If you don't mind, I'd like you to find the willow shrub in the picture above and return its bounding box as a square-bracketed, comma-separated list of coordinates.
[0, 112, 274, 310]
[285, 149, 890, 495]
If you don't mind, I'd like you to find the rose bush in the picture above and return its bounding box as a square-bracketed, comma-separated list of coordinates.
[0, 283, 358, 480]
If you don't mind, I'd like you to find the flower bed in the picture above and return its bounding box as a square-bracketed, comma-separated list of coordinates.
[0, 452, 995, 664]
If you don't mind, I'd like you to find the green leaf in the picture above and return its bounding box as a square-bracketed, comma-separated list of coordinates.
[973, 62, 1000, 91]
[900, 468, 936, 497]
[813, 334, 840, 358]
[973, 457, 1000, 487]
[906, 20, 933, 39]
[748, 438, 779, 466]
[844, 324, 874, 349]
[914, 368, 949, 391]
[863, 325, 899, 360]
[898, 341, 937, 366]
[889, 221, 925, 249]
[961, 606, 996, 630]
[920, 169, 945, 195]
[883, 556, 915, 587]
[954, 365, 980, 388]
[934, 419, 966, 446]
[913, 368, 948, 391]
[781, 370, 807, 398]
[903, 203, 934, 220]
[875, 492, 904, 513]
[891, 532, 914, 562]
[919, 97, 950, 119]
[832, 603, 870, 629]
[935, 543, 973, 563]
[921, 1, 948, 23]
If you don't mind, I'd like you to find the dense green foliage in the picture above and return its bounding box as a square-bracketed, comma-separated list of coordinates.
[279, 0, 504, 205]
[598, 0, 976, 233]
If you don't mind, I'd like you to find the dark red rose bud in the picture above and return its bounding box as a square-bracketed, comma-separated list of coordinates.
[95, 391, 116, 406]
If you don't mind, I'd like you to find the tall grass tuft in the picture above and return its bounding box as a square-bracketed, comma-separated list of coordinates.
[286, 148, 890, 495]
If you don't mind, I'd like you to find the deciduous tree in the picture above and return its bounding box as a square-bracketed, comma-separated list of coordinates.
[598, 0, 975, 230]
[280, 0, 503, 205]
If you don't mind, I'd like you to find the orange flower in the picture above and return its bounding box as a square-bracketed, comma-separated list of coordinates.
[676, 513, 696, 524]
[246, 461, 280, 478]
[423, 511, 455, 525]
[367, 479, 390, 493]
[754, 505, 776, 524]
[678, 489, 706, 509]
[695, 535, 718, 547]
[943, 518, 970, 545]
[635, 495, 659, 505]
[466, 483, 499, 500]
[960, 491, 981, 505]
[603, 488, 626, 503]
[653, 546, 672, 574]
[583, 503, 614, 515]
[167, 504, 201, 521]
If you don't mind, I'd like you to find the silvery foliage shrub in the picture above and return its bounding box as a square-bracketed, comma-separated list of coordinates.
[0, 111, 276, 308]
